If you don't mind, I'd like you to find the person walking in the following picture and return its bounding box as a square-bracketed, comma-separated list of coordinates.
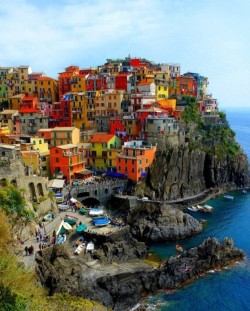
[24, 246, 29, 256]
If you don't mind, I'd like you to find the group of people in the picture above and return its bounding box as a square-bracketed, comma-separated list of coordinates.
[24, 245, 34, 256]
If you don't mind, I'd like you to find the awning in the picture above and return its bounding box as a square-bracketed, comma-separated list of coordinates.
[48, 179, 66, 189]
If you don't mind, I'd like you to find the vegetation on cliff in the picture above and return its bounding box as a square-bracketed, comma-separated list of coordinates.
[0, 181, 35, 220]
[180, 96, 240, 158]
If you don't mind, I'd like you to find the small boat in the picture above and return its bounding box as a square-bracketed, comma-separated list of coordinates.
[64, 217, 77, 226]
[56, 234, 66, 244]
[203, 204, 213, 212]
[187, 206, 198, 212]
[62, 222, 73, 231]
[42, 213, 54, 222]
[79, 207, 87, 214]
[176, 244, 184, 252]
[92, 217, 110, 226]
[76, 224, 88, 233]
[74, 243, 85, 255]
[58, 203, 70, 211]
[88, 208, 104, 216]
[224, 195, 234, 200]
[86, 241, 94, 253]
[242, 190, 247, 194]
[197, 205, 205, 211]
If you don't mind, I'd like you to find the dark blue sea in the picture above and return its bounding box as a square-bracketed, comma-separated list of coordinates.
[146, 109, 250, 311]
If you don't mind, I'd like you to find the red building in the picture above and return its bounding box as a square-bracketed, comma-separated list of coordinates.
[49, 97, 71, 128]
[109, 116, 129, 142]
[115, 73, 130, 91]
[58, 66, 79, 99]
[130, 58, 150, 68]
[85, 74, 108, 91]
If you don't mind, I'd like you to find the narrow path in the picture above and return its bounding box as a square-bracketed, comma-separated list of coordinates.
[19, 212, 68, 270]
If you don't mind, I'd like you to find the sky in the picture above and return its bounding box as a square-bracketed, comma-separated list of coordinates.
[0, 0, 249, 110]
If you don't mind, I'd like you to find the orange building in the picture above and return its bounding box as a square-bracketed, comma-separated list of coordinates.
[117, 140, 157, 182]
[50, 144, 85, 183]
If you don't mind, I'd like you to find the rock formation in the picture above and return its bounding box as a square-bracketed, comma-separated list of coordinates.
[127, 202, 202, 242]
[135, 147, 249, 201]
[35, 237, 244, 311]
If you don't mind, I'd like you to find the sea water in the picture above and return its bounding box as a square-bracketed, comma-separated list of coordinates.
[146, 108, 250, 311]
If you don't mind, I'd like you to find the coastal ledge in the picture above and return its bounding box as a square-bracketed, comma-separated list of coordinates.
[35, 237, 245, 311]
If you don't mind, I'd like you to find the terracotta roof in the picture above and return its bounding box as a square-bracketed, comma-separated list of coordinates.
[90, 133, 115, 143]
[138, 80, 153, 86]
[19, 108, 41, 113]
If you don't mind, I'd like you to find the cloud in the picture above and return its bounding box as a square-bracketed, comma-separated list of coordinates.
[0, 0, 249, 108]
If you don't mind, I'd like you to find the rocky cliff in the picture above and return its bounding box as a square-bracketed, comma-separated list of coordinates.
[135, 147, 249, 201]
[35, 237, 244, 311]
[127, 202, 203, 242]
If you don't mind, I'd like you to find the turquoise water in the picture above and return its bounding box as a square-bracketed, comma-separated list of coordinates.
[147, 109, 250, 311]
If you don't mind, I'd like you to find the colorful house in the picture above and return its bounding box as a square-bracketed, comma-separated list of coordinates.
[155, 99, 176, 116]
[117, 140, 157, 182]
[49, 98, 71, 128]
[30, 137, 49, 152]
[199, 95, 217, 113]
[89, 133, 121, 170]
[136, 107, 167, 139]
[58, 66, 80, 99]
[0, 67, 13, 103]
[50, 144, 85, 183]
[18, 94, 48, 135]
[37, 76, 58, 105]
[0, 110, 19, 134]
[50, 127, 80, 147]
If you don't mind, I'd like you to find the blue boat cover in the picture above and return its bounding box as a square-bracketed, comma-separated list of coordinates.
[92, 218, 110, 226]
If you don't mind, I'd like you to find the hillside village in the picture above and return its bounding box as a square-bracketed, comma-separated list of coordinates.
[0, 57, 218, 192]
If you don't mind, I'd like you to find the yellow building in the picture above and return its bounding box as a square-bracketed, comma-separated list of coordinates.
[155, 72, 170, 100]
[70, 92, 86, 129]
[85, 91, 96, 129]
[50, 127, 80, 147]
[37, 76, 58, 104]
[89, 133, 121, 170]
[21, 150, 40, 175]
[8, 94, 24, 110]
[7, 66, 32, 97]
[95, 90, 125, 117]
[30, 137, 49, 152]
[70, 74, 86, 93]
[0, 67, 13, 103]
[0, 110, 18, 133]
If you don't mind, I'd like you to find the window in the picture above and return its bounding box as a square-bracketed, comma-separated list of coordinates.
[56, 158, 59, 163]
